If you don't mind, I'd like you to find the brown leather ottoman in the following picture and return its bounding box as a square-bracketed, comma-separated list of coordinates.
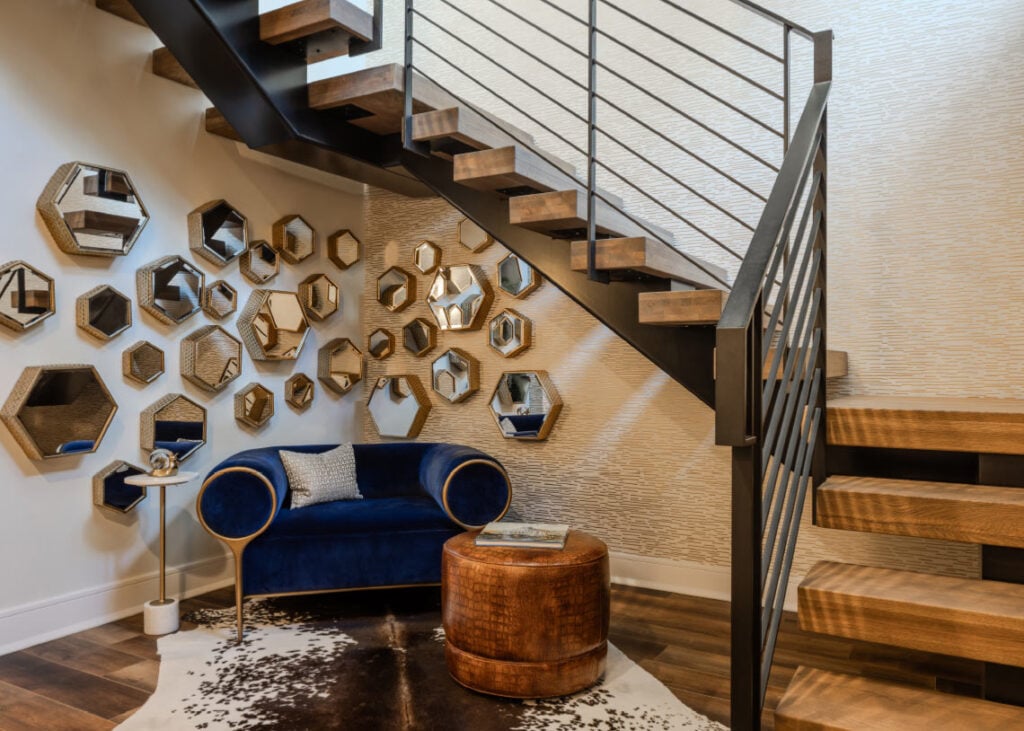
[441, 529, 610, 699]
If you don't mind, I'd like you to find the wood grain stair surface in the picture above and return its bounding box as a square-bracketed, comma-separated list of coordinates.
[775, 666, 1024, 730]
[509, 189, 675, 241]
[95, 0, 146, 26]
[827, 395, 1024, 455]
[412, 109, 536, 159]
[638, 289, 726, 325]
[799, 561, 1024, 667]
[763, 348, 848, 380]
[818, 475, 1024, 548]
[152, 48, 197, 90]
[260, 0, 373, 63]
[570, 239, 716, 288]
[454, 145, 590, 196]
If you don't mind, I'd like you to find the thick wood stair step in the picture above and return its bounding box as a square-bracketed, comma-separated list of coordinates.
[411, 109, 536, 160]
[638, 290, 726, 325]
[95, 0, 146, 26]
[775, 666, 1024, 730]
[828, 395, 1024, 455]
[152, 48, 198, 89]
[763, 347, 848, 379]
[819, 475, 1024, 548]
[571, 239, 710, 288]
[508, 189, 678, 242]
[204, 108, 243, 142]
[260, 0, 373, 63]
[799, 561, 1024, 666]
[454, 144, 586, 193]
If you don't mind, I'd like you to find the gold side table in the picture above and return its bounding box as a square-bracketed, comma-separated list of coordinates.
[124, 471, 198, 635]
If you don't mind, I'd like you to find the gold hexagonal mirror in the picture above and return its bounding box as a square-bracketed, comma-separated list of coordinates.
[489, 371, 562, 441]
[188, 199, 248, 267]
[180, 325, 243, 392]
[93, 460, 147, 514]
[140, 393, 206, 462]
[1, 364, 118, 460]
[237, 290, 310, 361]
[458, 217, 493, 252]
[318, 338, 363, 395]
[202, 280, 237, 320]
[0, 260, 55, 332]
[377, 266, 415, 313]
[285, 373, 315, 411]
[488, 309, 533, 358]
[328, 229, 361, 270]
[497, 253, 541, 298]
[234, 382, 274, 429]
[37, 162, 148, 256]
[368, 328, 395, 360]
[240, 240, 279, 285]
[122, 340, 164, 384]
[273, 214, 316, 264]
[413, 240, 441, 274]
[427, 265, 493, 331]
[367, 375, 431, 439]
[75, 285, 132, 341]
[402, 317, 437, 357]
[431, 348, 479, 404]
[137, 255, 204, 325]
[298, 273, 339, 322]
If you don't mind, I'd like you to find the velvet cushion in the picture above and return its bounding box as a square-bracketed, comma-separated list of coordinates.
[281, 444, 362, 509]
[420, 444, 510, 528]
[270, 496, 453, 537]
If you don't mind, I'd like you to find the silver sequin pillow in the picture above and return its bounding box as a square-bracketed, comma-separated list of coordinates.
[280, 445, 362, 509]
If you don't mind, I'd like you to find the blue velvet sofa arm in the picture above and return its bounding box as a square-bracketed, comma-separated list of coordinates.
[419, 444, 511, 529]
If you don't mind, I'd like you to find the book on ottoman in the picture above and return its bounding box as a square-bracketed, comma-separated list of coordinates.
[474, 522, 569, 549]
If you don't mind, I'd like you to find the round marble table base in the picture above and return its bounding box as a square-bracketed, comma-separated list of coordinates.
[144, 598, 180, 635]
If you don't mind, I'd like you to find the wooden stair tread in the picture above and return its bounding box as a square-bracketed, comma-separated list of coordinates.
[260, 0, 373, 63]
[454, 144, 582, 193]
[509, 189, 676, 241]
[638, 289, 726, 325]
[828, 395, 1024, 455]
[412, 109, 536, 160]
[152, 48, 198, 90]
[819, 475, 1024, 548]
[763, 348, 848, 380]
[775, 666, 1024, 731]
[570, 239, 712, 288]
[799, 561, 1024, 666]
[95, 0, 146, 26]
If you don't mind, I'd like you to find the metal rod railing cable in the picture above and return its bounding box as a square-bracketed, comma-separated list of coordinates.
[725, 0, 815, 40]
[530, 0, 586, 27]
[481, 0, 587, 59]
[652, 0, 783, 62]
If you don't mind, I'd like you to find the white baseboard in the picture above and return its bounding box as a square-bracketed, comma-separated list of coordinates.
[0, 553, 233, 656]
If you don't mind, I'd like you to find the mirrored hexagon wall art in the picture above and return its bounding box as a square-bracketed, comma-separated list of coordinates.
[0, 261, 55, 332]
[402, 317, 437, 357]
[317, 338, 363, 395]
[234, 383, 274, 429]
[497, 253, 541, 298]
[488, 309, 533, 358]
[489, 370, 562, 441]
[367, 375, 431, 439]
[180, 325, 243, 393]
[75, 285, 132, 341]
[140, 393, 206, 462]
[237, 290, 310, 361]
[137, 256, 204, 326]
[427, 265, 493, 331]
[272, 214, 316, 264]
[202, 280, 238, 320]
[285, 373, 315, 411]
[368, 328, 395, 360]
[327, 229, 361, 270]
[458, 217, 493, 253]
[240, 240, 280, 285]
[93, 460, 147, 514]
[431, 348, 479, 404]
[188, 199, 247, 267]
[413, 240, 441, 274]
[37, 162, 148, 257]
[298, 273, 339, 322]
[122, 340, 164, 385]
[376, 267, 415, 313]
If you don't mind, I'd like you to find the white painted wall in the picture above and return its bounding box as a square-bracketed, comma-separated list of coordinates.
[0, 0, 366, 653]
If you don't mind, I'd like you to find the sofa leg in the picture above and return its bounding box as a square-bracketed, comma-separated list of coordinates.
[231, 546, 245, 643]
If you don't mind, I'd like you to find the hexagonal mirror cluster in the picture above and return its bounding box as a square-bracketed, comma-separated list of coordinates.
[328, 229, 361, 270]
[273, 214, 316, 264]
[458, 217, 493, 252]
[237, 290, 310, 361]
[93, 460, 146, 514]
[368, 328, 394, 360]
[180, 325, 243, 392]
[122, 340, 164, 384]
[234, 383, 274, 428]
[75, 285, 132, 341]
[377, 267, 415, 313]
[37, 162, 148, 256]
[0, 261, 55, 332]
[413, 240, 441, 274]
[427, 265, 493, 331]
[367, 375, 431, 439]
[298, 273, 339, 321]
[318, 338, 363, 395]
[240, 240, 279, 284]
[489, 309, 533, 357]
[188, 199, 247, 267]
[141, 393, 206, 462]
[489, 371, 562, 440]
[403, 317, 437, 357]
[497, 254, 541, 298]
[137, 255, 204, 325]
[1, 365, 118, 460]
[285, 373, 315, 411]
[432, 348, 479, 404]
[202, 280, 238, 320]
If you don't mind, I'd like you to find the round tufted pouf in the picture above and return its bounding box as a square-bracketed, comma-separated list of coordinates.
[442, 530, 610, 699]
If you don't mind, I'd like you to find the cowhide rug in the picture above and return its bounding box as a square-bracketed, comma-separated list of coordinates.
[116, 588, 726, 730]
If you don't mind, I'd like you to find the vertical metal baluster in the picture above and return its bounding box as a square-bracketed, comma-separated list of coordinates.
[586, 0, 606, 283]
[783, 24, 791, 154]
[403, 0, 416, 153]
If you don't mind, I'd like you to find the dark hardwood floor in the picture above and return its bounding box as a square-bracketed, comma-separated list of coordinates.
[0, 584, 984, 730]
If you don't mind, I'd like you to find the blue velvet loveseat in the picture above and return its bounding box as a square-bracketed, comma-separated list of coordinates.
[196, 443, 511, 639]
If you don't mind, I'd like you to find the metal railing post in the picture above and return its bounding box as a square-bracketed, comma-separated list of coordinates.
[403, 0, 415, 152]
[586, 0, 607, 283]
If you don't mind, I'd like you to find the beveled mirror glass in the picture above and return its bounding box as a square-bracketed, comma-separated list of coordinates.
[328, 229, 361, 270]
[489, 371, 563, 441]
[237, 290, 310, 361]
[240, 240, 280, 284]
[188, 200, 248, 266]
[93, 460, 147, 514]
[376, 267, 415, 313]
[427, 265, 493, 331]
[37, 162, 148, 256]
[0, 261, 55, 332]
[488, 309, 533, 358]
[497, 253, 540, 298]
[202, 280, 237, 320]
[285, 373, 315, 411]
[137, 255, 204, 325]
[234, 383, 274, 428]
[368, 328, 394, 359]
[413, 240, 441, 274]
[367, 375, 431, 439]
[122, 340, 164, 384]
[1, 365, 118, 460]
[181, 325, 243, 392]
[273, 214, 316, 264]
[402, 317, 437, 357]
[318, 338, 363, 395]
[298, 273, 339, 321]
[76, 285, 132, 341]
[431, 348, 479, 404]
[458, 217, 493, 252]
[141, 393, 206, 462]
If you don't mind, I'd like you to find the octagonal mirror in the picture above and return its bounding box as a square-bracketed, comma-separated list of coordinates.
[235, 382, 274, 428]
[489, 309, 533, 358]
[240, 240, 279, 285]
[273, 214, 316, 264]
[427, 265, 493, 331]
[458, 217, 493, 252]
[285, 373, 315, 411]
[413, 240, 441, 274]
[403, 317, 437, 357]
[141, 393, 206, 462]
[431, 348, 479, 404]
[377, 266, 415, 313]
[237, 290, 310, 361]
[489, 371, 562, 441]
[498, 254, 541, 298]
[368, 328, 394, 360]
[181, 325, 243, 392]
[0, 261, 55, 332]
[298, 273, 339, 321]
[137, 255, 204, 325]
[318, 338, 363, 395]
[328, 229, 361, 270]
[367, 375, 431, 439]
[1, 365, 118, 460]
[188, 199, 247, 267]
[37, 162, 148, 257]
[75, 285, 131, 341]
[122, 340, 164, 384]
[202, 280, 237, 320]
[93, 460, 146, 514]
